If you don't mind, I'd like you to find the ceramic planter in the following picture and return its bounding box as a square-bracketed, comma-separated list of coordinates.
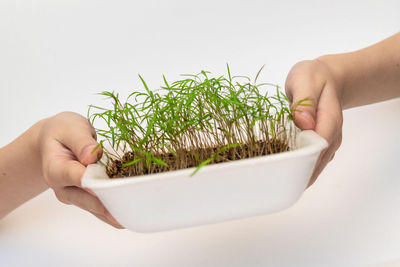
[82, 130, 327, 232]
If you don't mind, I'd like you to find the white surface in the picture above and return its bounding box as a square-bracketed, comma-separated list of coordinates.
[0, 0, 399, 266]
[81, 131, 327, 232]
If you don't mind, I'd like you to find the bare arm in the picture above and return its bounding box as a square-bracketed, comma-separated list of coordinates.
[0, 121, 47, 217]
[286, 32, 400, 186]
[0, 112, 122, 228]
[320, 33, 400, 109]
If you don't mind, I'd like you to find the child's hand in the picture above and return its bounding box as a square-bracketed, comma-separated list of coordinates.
[285, 59, 343, 187]
[38, 112, 123, 228]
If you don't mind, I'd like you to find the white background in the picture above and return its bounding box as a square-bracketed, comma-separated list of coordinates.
[0, 0, 399, 266]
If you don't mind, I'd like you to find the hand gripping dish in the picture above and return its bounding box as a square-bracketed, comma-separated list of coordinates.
[82, 130, 327, 232]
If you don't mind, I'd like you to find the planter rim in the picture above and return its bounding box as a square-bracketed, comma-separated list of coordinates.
[82, 130, 327, 190]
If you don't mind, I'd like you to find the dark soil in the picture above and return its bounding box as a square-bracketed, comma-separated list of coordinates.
[106, 139, 289, 178]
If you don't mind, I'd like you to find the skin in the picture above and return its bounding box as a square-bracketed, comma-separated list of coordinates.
[0, 33, 399, 225]
[0, 112, 123, 228]
[286, 32, 400, 186]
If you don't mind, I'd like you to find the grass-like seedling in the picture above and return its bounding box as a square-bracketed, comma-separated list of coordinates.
[88, 65, 310, 178]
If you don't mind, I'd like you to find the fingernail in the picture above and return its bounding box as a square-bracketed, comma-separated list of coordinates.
[80, 144, 97, 160]
[300, 110, 314, 121]
[299, 111, 315, 129]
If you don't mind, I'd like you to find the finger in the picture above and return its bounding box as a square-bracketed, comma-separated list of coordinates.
[60, 186, 123, 228]
[307, 151, 324, 187]
[307, 84, 342, 187]
[314, 81, 343, 136]
[307, 149, 329, 187]
[92, 212, 124, 229]
[46, 156, 86, 187]
[61, 186, 105, 214]
[53, 112, 102, 166]
[307, 144, 338, 187]
[285, 60, 325, 130]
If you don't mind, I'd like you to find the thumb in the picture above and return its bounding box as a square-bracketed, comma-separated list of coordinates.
[53, 112, 103, 166]
[79, 142, 103, 166]
[285, 61, 324, 130]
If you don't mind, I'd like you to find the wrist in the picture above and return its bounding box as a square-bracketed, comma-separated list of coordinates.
[30, 118, 49, 182]
[0, 119, 49, 218]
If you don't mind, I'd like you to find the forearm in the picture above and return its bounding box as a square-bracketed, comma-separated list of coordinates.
[318, 33, 400, 109]
[0, 120, 49, 219]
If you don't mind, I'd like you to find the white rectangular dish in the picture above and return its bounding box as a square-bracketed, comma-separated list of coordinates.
[82, 130, 327, 232]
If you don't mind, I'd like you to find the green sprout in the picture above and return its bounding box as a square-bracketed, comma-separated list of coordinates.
[88, 65, 308, 178]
